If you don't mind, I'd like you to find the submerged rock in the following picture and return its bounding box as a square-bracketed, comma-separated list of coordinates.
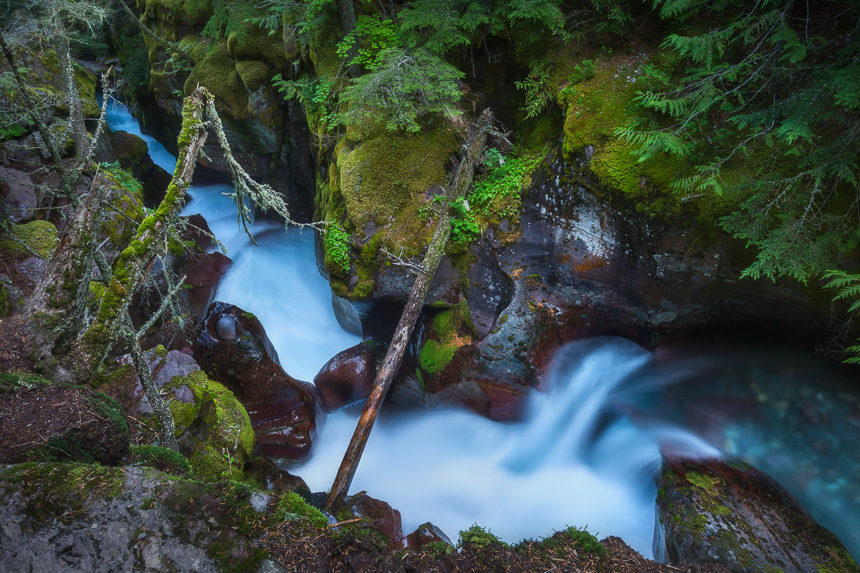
[194, 302, 320, 461]
[656, 456, 858, 572]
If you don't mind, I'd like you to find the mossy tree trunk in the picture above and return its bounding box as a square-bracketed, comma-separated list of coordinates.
[49, 1, 87, 163]
[326, 110, 494, 510]
[76, 88, 211, 372]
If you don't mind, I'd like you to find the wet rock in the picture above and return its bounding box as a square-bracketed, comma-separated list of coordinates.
[194, 302, 320, 461]
[313, 341, 376, 412]
[244, 457, 311, 497]
[656, 456, 858, 573]
[405, 522, 453, 550]
[342, 492, 404, 548]
[0, 377, 129, 465]
[183, 251, 233, 323]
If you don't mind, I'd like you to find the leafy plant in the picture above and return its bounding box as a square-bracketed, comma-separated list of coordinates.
[325, 221, 351, 275]
[614, 0, 860, 282]
[336, 15, 397, 70]
[337, 47, 463, 133]
[823, 269, 860, 364]
[515, 61, 552, 119]
[449, 197, 480, 244]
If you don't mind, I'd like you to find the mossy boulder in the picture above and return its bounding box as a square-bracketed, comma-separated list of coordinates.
[324, 123, 459, 298]
[124, 347, 256, 480]
[0, 220, 59, 259]
[656, 456, 858, 572]
[0, 378, 129, 465]
[176, 369, 257, 481]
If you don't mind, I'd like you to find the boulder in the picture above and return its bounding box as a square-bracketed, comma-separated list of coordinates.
[313, 341, 376, 412]
[194, 302, 320, 461]
[0, 373, 129, 465]
[405, 522, 453, 550]
[0, 166, 36, 222]
[341, 492, 404, 548]
[121, 347, 256, 480]
[656, 456, 858, 572]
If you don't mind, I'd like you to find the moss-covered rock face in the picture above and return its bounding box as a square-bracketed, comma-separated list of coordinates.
[175, 369, 257, 481]
[656, 456, 859, 572]
[125, 347, 255, 480]
[0, 220, 59, 259]
[323, 123, 460, 298]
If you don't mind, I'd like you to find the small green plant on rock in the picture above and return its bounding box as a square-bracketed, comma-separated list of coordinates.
[324, 221, 351, 276]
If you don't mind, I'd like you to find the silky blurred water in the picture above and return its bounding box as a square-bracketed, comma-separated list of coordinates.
[107, 100, 859, 561]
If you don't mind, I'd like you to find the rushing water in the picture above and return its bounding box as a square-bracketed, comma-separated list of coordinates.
[107, 101, 859, 561]
[106, 100, 360, 380]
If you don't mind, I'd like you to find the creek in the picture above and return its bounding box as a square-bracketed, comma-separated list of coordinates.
[106, 101, 860, 561]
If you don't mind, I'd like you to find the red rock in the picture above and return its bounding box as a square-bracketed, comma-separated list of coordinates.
[193, 302, 321, 462]
[405, 522, 452, 549]
[313, 341, 376, 412]
[343, 493, 404, 548]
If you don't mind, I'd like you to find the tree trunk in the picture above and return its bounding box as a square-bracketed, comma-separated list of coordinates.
[336, 0, 360, 77]
[50, 3, 87, 163]
[123, 311, 180, 451]
[77, 88, 211, 372]
[326, 110, 494, 510]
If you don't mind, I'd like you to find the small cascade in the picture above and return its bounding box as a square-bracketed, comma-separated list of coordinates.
[105, 99, 860, 562]
[105, 100, 359, 381]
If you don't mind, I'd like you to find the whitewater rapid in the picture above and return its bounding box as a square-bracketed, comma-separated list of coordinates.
[106, 100, 860, 561]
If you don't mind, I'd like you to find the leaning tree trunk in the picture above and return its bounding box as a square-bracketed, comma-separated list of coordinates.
[77, 88, 211, 372]
[326, 110, 494, 510]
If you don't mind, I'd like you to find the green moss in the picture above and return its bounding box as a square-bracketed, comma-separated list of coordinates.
[685, 471, 723, 496]
[0, 372, 51, 391]
[458, 525, 507, 550]
[277, 491, 328, 528]
[336, 124, 459, 257]
[0, 220, 59, 259]
[0, 463, 124, 525]
[417, 303, 471, 376]
[168, 370, 255, 480]
[234, 60, 269, 91]
[183, 39, 246, 118]
[128, 444, 191, 475]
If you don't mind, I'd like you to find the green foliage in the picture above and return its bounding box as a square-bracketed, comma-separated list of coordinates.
[336, 15, 397, 69]
[128, 444, 191, 475]
[823, 269, 860, 364]
[272, 73, 338, 128]
[399, 0, 564, 55]
[515, 61, 552, 119]
[449, 197, 480, 244]
[324, 221, 351, 276]
[337, 47, 463, 133]
[615, 0, 860, 282]
[458, 525, 507, 549]
[470, 151, 541, 210]
[561, 526, 607, 557]
[277, 491, 328, 528]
